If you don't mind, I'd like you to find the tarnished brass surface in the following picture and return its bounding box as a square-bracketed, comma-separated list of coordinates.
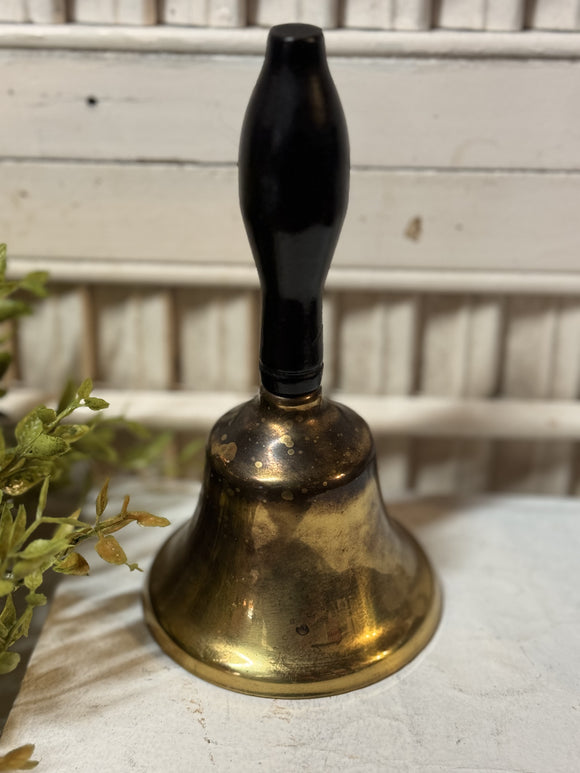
[145, 390, 441, 698]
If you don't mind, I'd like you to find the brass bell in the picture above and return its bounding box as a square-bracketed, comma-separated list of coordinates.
[144, 23, 441, 698]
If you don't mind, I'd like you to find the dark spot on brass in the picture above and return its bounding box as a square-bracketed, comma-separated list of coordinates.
[296, 624, 309, 636]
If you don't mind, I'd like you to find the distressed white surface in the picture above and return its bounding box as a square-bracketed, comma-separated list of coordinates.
[3, 50, 580, 170]
[4, 163, 580, 277]
[72, 0, 157, 25]
[1, 481, 579, 772]
[529, 0, 580, 30]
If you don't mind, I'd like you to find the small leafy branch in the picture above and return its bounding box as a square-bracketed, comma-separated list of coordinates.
[0, 245, 170, 769]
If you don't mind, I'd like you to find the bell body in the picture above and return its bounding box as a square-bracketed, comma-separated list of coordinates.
[145, 391, 440, 698]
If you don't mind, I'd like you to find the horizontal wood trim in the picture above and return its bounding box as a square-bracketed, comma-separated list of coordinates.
[7, 257, 580, 297]
[2, 161, 580, 275]
[2, 24, 580, 59]
[4, 387, 580, 439]
[2, 50, 580, 169]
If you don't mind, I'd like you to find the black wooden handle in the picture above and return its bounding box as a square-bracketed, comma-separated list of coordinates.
[239, 24, 350, 397]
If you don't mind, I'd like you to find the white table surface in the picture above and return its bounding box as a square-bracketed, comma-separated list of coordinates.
[1, 479, 579, 773]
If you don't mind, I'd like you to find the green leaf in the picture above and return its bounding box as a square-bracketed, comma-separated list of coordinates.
[0, 503, 13, 559]
[77, 377, 93, 400]
[54, 552, 90, 576]
[0, 651, 20, 675]
[35, 477, 50, 520]
[2, 460, 55, 496]
[96, 478, 109, 519]
[25, 434, 68, 458]
[0, 594, 16, 629]
[14, 413, 43, 448]
[11, 506, 26, 550]
[53, 424, 90, 444]
[19, 537, 68, 560]
[84, 397, 109, 412]
[14, 607, 33, 639]
[23, 571, 42, 591]
[56, 379, 78, 414]
[95, 535, 127, 565]
[24, 592, 47, 608]
[19, 270, 48, 298]
[0, 580, 14, 597]
[0, 299, 31, 323]
[0, 742, 39, 770]
[35, 407, 57, 426]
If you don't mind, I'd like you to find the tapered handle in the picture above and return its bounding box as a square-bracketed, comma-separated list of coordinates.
[239, 24, 350, 397]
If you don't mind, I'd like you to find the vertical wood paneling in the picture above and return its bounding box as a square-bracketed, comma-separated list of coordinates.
[528, 0, 580, 30]
[72, 0, 157, 25]
[393, 0, 432, 30]
[177, 288, 258, 391]
[337, 292, 418, 494]
[435, 0, 525, 30]
[381, 294, 419, 395]
[484, 0, 525, 30]
[161, 0, 208, 25]
[26, 0, 67, 22]
[492, 296, 577, 494]
[207, 0, 246, 27]
[550, 299, 580, 400]
[336, 293, 384, 394]
[16, 286, 85, 392]
[94, 287, 173, 389]
[413, 294, 503, 494]
[251, 0, 338, 28]
[417, 295, 469, 397]
[343, 0, 431, 29]
[0, 1, 26, 21]
[463, 297, 503, 398]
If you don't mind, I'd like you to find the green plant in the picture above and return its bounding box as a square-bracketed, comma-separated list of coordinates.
[0, 245, 170, 770]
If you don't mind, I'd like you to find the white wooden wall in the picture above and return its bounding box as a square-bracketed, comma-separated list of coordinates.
[2, 1, 580, 29]
[1, 9, 580, 496]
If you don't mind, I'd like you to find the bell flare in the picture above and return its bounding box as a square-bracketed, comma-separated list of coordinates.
[145, 394, 441, 698]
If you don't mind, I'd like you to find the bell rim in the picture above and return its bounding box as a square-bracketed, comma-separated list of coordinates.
[143, 523, 442, 700]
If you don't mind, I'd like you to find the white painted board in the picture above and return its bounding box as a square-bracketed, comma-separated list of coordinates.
[3, 163, 580, 275]
[3, 50, 580, 170]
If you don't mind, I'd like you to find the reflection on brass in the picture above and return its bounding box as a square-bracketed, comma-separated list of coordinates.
[145, 390, 441, 698]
